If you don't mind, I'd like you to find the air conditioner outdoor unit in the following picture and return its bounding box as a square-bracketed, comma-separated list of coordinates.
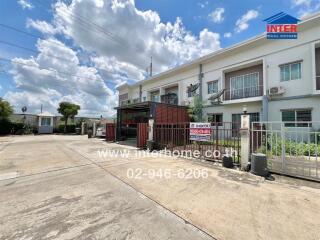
[268, 86, 285, 96]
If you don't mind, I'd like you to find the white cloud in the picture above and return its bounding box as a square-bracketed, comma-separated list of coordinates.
[92, 56, 145, 85]
[235, 10, 259, 33]
[292, 0, 312, 7]
[198, 1, 209, 8]
[224, 32, 232, 38]
[17, 0, 33, 10]
[209, 8, 225, 23]
[292, 0, 320, 18]
[5, 38, 116, 117]
[53, 0, 221, 73]
[26, 19, 59, 35]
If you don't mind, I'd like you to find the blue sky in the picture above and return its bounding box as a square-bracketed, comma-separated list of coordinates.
[0, 0, 319, 116]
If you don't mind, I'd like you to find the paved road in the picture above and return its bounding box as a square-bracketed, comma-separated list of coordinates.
[1, 135, 320, 240]
[0, 135, 213, 240]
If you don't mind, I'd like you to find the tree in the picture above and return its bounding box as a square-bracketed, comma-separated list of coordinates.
[57, 102, 80, 133]
[187, 95, 204, 122]
[0, 98, 14, 120]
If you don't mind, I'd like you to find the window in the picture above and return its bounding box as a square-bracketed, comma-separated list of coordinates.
[150, 91, 160, 102]
[41, 117, 51, 126]
[282, 109, 311, 127]
[230, 72, 259, 99]
[207, 81, 218, 94]
[208, 113, 223, 126]
[280, 62, 301, 82]
[133, 98, 139, 103]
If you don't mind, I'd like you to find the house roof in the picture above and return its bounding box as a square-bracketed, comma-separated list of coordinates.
[264, 12, 300, 24]
[117, 11, 320, 91]
[37, 112, 55, 117]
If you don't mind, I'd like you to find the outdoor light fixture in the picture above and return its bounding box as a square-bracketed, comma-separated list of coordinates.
[242, 105, 247, 114]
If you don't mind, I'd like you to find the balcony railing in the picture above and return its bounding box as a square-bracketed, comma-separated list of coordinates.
[223, 85, 263, 101]
[161, 93, 178, 105]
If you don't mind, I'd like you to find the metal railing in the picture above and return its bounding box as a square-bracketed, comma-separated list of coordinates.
[251, 121, 320, 181]
[224, 85, 263, 101]
[153, 122, 241, 164]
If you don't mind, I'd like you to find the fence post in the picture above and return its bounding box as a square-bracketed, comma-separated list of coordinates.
[240, 114, 250, 170]
[93, 121, 96, 137]
[281, 122, 286, 172]
[81, 122, 85, 135]
[148, 119, 154, 141]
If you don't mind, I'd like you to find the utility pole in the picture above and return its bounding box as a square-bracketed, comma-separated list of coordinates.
[150, 56, 153, 77]
[146, 56, 153, 77]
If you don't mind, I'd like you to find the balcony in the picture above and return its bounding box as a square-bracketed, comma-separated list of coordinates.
[161, 93, 178, 105]
[223, 85, 263, 101]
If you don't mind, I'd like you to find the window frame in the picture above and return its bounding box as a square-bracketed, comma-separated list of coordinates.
[150, 90, 160, 102]
[230, 72, 259, 99]
[41, 117, 51, 127]
[279, 61, 302, 82]
[281, 109, 312, 127]
[207, 113, 223, 126]
[207, 80, 219, 94]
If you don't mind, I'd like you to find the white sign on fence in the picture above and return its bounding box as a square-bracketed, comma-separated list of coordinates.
[190, 122, 211, 142]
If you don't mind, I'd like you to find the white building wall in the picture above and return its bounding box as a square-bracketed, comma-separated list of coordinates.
[203, 101, 262, 122]
[268, 96, 320, 122]
[266, 44, 314, 97]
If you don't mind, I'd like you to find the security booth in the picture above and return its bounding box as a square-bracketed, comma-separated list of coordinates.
[114, 101, 189, 148]
[37, 112, 54, 134]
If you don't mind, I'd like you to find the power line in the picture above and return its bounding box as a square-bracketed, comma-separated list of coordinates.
[32, 0, 129, 47]
[32, 0, 152, 70]
[0, 39, 131, 85]
[0, 24, 127, 81]
[0, 22, 148, 83]
[0, 39, 73, 63]
[0, 56, 116, 84]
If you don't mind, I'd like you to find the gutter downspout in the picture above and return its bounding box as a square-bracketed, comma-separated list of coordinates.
[262, 95, 269, 121]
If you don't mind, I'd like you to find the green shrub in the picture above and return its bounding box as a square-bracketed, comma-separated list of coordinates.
[256, 135, 320, 156]
[0, 119, 35, 135]
[58, 124, 76, 133]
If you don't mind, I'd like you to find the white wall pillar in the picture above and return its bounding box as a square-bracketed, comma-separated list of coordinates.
[311, 42, 316, 94]
[93, 122, 97, 137]
[148, 119, 154, 141]
[81, 122, 85, 135]
[240, 114, 250, 170]
[263, 57, 267, 95]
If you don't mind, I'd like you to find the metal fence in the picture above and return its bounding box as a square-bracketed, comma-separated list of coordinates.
[154, 122, 241, 164]
[251, 121, 320, 181]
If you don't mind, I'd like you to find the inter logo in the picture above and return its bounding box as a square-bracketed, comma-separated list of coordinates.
[264, 12, 300, 39]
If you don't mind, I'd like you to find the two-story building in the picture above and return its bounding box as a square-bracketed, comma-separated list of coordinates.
[117, 12, 320, 132]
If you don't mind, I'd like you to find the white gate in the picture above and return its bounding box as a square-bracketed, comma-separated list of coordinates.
[251, 121, 320, 181]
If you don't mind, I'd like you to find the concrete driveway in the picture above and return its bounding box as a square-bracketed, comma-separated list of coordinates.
[0, 135, 320, 240]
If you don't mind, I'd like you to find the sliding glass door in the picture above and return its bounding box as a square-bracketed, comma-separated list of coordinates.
[230, 72, 259, 99]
